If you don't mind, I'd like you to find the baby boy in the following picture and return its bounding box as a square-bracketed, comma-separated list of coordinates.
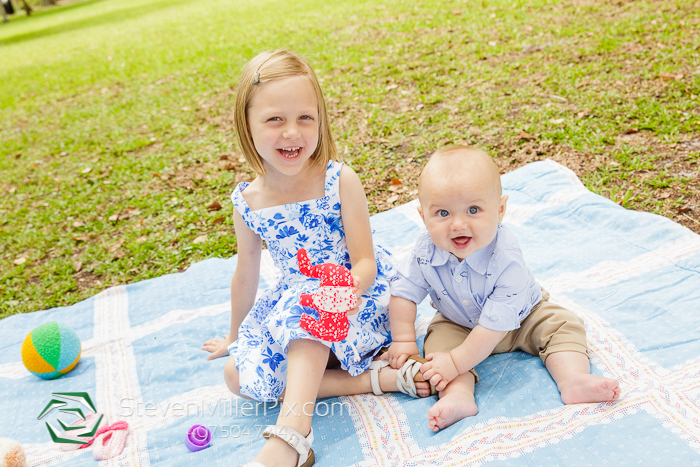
[388, 146, 620, 432]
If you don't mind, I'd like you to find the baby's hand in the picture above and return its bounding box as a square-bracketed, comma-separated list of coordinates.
[347, 276, 363, 315]
[421, 352, 459, 391]
[201, 335, 234, 361]
[387, 341, 419, 369]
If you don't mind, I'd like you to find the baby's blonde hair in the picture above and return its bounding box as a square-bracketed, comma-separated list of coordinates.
[419, 146, 502, 196]
[234, 49, 339, 175]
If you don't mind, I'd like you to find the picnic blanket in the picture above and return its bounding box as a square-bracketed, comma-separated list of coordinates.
[2, 159, 700, 466]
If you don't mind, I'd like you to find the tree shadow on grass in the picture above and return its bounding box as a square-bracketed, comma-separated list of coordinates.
[0, 0, 191, 47]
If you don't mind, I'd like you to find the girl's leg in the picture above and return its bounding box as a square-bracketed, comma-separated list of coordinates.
[254, 339, 329, 467]
[317, 363, 432, 398]
[223, 356, 246, 397]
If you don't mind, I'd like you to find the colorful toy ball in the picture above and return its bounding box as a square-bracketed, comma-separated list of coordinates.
[21, 322, 81, 380]
[0, 438, 27, 467]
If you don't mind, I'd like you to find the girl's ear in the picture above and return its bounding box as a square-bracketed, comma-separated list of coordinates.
[498, 195, 508, 222]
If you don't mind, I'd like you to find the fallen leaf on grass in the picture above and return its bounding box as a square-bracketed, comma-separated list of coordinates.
[136, 236, 148, 242]
[81, 167, 91, 174]
[658, 192, 671, 199]
[74, 260, 83, 272]
[108, 239, 125, 253]
[193, 235, 208, 244]
[207, 200, 222, 211]
[677, 205, 692, 215]
[211, 216, 226, 225]
[659, 72, 684, 81]
[13, 257, 27, 265]
[577, 109, 592, 118]
[219, 155, 230, 161]
[113, 249, 126, 259]
[385, 84, 398, 91]
[466, 79, 487, 88]
[73, 234, 90, 242]
[72, 220, 84, 228]
[386, 195, 399, 204]
[624, 128, 639, 134]
[221, 164, 236, 171]
[518, 129, 537, 141]
[388, 178, 404, 191]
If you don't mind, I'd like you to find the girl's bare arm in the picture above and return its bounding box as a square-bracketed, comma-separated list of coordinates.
[338, 165, 377, 296]
[202, 208, 262, 359]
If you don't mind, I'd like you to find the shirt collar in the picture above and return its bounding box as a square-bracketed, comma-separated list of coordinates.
[463, 234, 497, 275]
[430, 245, 452, 267]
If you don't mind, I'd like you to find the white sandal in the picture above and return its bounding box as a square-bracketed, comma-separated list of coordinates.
[369, 359, 390, 395]
[369, 356, 437, 398]
[396, 355, 437, 397]
[243, 425, 315, 467]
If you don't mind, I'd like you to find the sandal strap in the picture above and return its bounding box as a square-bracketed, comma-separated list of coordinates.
[263, 425, 314, 466]
[396, 357, 424, 398]
[369, 359, 390, 396]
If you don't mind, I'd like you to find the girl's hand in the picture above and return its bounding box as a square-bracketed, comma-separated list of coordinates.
[201, 335, 234, 361]
[387, 341, 420, 369]
[347, 276, 363, 315]
[421, 352, 459, 392]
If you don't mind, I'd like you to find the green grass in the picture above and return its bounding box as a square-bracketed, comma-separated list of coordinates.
[1, 0, 699, 318]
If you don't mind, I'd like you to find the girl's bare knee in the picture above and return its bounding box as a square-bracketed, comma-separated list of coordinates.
[224, 356, 242, 396]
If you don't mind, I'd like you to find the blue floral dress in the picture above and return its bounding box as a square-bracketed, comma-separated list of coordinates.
[227, 161, 395, 402]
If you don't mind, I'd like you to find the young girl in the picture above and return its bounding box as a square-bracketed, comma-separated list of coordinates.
[201, 50, 431, 467]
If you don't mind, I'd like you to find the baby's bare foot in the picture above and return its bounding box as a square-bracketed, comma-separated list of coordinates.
[559, 374, 620, 405]
[427, 391, 478, 432]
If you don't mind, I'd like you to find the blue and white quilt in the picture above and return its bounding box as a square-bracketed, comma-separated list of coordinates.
[2, 160, 700, 466]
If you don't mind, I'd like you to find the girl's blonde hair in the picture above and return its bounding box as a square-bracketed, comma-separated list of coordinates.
[234, 49, 339, 175]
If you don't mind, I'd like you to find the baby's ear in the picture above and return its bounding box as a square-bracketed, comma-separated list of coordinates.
[417, 205, 425, 223]
[498, 195, 508, 222]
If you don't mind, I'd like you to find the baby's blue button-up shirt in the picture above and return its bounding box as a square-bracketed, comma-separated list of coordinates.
[389, 224, 542, 332]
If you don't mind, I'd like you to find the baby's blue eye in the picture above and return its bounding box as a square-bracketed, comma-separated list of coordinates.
[438, 210, 449, 218]
[468, 206, 479, 215]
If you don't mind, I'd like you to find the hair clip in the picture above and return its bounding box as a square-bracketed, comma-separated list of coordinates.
[253, 71, 260, 85]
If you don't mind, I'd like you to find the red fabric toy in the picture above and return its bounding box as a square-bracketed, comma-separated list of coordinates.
[297, 249, 357, 342]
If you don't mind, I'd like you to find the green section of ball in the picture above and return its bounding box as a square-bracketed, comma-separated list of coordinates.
[30, 322, 62, 370]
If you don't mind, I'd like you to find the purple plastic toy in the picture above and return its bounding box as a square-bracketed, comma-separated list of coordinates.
[185, 425, 211, 452]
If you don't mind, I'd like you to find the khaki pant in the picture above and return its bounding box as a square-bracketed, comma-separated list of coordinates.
[423, 289, 589, 384]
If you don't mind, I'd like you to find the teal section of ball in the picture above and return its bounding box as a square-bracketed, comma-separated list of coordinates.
[57, 323, 82, 371]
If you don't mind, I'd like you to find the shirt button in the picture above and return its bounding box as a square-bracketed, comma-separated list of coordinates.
[462, 299, 469, 307]
[455, 276, 463, 283]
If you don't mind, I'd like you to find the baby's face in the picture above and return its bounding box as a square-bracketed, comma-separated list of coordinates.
[418, 165, 507, 261]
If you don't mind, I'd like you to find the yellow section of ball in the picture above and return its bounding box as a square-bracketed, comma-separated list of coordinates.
[21, 334, 56, 374]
